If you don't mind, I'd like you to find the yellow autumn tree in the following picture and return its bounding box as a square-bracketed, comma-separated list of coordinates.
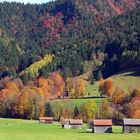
[78, 79, 87, 97]
[99, 99, 112, 119]
[27, 88, 45, 119]
[16, 88, 29, 118]
[69, 88, 75, 98]
[66, 77, 75, 98]
[22, 54, 54, 79]
[5, 81, 19, 93]
[85, 100, 97, 119]
[80, 100, 97, 122]
[66, 78, 87, 98]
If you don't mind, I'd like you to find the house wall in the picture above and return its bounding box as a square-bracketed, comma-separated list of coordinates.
[94, 126, 112, 133]
[39, 120, 46, 123]
[64, 124, 82, 129]
[39, 120, 53, 124]
[45, 120, 53, 124]
[70, 124, 83, 129]
[64, 124, 71, 129]
[123, 125, 140, 133]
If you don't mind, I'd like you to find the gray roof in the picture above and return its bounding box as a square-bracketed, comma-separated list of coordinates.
[123, 118, 140, 125]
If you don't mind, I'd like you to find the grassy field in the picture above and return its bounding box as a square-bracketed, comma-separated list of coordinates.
[110, 68, 140, 91]
[0, 118, 140, 140]
[50, 98, 104, 107]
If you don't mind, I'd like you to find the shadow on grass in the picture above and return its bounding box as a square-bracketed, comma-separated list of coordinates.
[122, 68, 140, 77]
[77, 131, 123, 134]
[51, 96, 107, 102]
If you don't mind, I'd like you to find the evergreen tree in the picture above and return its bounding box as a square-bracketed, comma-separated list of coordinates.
[73, 106, 79, 118]
[45, 103, 54, 117]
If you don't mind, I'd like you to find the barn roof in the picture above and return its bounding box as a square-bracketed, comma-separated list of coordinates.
[39, 117, 53, 120]
[123, 118, 140, 126]
[93, 120, 112, 126]
[69, 119, 83, 125]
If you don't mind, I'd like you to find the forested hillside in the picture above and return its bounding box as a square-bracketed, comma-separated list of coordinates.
[0, 0, 140, 82]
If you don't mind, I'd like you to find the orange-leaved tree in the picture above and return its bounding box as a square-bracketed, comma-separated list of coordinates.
[128, 88, 140, 118]
[99, 79, 113, 97]
[47, 72, 65, 98]
[37, 77, 51, 101]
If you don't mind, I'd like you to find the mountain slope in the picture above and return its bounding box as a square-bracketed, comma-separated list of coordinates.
[0, 25, 23, 77]
[0, 0, 139, 81]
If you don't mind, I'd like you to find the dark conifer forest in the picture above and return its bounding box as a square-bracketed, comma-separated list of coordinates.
[0, 0, 140, 81]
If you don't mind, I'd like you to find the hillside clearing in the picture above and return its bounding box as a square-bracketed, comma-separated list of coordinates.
[83, 68, 140, 96]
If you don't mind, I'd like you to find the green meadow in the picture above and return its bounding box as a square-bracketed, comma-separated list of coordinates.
[0, 118, 140, 140]
[50, 98, 104, 108]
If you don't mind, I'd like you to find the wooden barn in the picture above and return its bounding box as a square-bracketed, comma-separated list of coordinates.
[90, 119, 112, 133]
[123, 118, 140, 133]
[61, 118, 83, 129]
[39, 117, 53, 124]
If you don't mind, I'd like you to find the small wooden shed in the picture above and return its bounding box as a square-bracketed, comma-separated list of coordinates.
[39, 117, 53, 124]
[90, 119, 112, 133]
[61, 118, 83, 129]
[123, 118, 140, 133]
